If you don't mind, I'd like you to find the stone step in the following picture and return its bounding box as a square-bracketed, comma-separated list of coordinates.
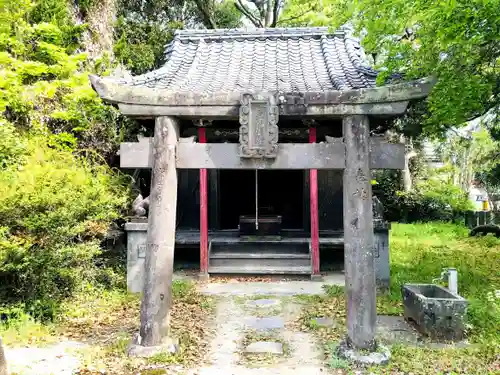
[208, 265, 312, 274]
[196, 365, 327, 375]
[209, 257, 311, 269]
[244, 341, 283, 355]
[208, 239, 312, 275]
[244, 316, 285, 330]
[210, 252, 310, 259]
[210, 241, 310, 254]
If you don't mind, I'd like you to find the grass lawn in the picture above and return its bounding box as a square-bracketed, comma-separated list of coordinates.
[298, 222, 500, 374]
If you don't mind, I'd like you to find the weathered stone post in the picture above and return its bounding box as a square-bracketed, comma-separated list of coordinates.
[340, 115, 387, 362]
[0, 337, 7, 375]
[129, 116, 179, 356]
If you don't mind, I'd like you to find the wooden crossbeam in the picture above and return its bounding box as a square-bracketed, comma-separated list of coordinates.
[120, 138, 404, 170]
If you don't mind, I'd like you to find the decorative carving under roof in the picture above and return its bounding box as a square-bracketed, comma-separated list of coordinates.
[239, 93, 279, 159]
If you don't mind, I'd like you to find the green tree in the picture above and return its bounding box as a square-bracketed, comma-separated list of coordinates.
[309, 0, 500, 197]
[333, 0, 500, 135]
[437, 123, 498, 191]
[115, 0, 242, 74]
[0, 0, 131, 159]
[278, 0, 499, 138]
[279, 0, 347, 27]
[0, 0, 130, 315]
[192, 0, 338, 29]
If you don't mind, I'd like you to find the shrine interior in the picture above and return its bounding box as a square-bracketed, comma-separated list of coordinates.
[218, 169, 305, 230]
[128, 118, 350, 236]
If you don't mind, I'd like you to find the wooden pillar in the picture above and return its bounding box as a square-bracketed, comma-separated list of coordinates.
[342, 115, 376, 350]
[198, 128, 209, 278]
[139, 116, 179, 347]
[309, 127, 320, 277]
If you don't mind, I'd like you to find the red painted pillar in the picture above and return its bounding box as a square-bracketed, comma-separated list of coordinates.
[309, 128, 320, 276]
[199, 128, 209, 277]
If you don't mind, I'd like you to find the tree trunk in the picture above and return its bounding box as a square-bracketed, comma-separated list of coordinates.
[72, 0, 116, 58]
[402, 149, 417, 192]
[193, 0, 218, 29]
[139, 116, 179, 347]
[265, 0, 274, 26]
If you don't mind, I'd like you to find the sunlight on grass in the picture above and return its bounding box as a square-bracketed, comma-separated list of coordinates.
[0, 312, 57, 347]
[389, 222, 500, 340]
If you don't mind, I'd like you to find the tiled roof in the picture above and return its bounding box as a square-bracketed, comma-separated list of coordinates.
[115, 27, 378, 94]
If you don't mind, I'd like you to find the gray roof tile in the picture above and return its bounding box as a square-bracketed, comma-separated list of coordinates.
[117, 27, 378, 94]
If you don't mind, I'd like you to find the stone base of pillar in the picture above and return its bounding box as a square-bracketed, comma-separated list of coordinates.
[310, 274, 323, 282]
[336, 339, 390, 366]
[0, 337, 7, 375]
[198, 272, 210, 282]
[127, 335, 179, 358]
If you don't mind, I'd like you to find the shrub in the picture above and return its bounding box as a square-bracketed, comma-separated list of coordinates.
[0, 120, 27, 168]
[0, 135, 130, 318]
[374, 172, 474, 222]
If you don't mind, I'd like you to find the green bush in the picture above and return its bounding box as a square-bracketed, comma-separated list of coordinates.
[374, 172, 474, 222]
[0, 135, 130, 318]
[0, 0, 137, 321]
[0, 120, 27, 168]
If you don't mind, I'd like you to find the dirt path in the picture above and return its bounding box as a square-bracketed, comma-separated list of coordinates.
[3, 278, 334, 375]
[5, 341, 86, 375]
[190, 294, 327, 375]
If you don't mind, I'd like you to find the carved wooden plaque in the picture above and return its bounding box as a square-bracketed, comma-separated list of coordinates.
[239, 93, 279, 158]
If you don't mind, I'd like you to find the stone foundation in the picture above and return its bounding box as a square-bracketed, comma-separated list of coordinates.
[124, 222, 391, 293]
[124, 221, 148, 293]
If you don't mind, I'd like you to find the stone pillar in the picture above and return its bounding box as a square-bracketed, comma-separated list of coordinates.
[0, 337, 7, 375]
[342, 115, 377, 350]
[374, 222, 390, 290]
[136, 116, 179, 351]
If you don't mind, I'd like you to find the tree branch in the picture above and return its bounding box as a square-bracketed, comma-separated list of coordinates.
[235, 0, 263, 27]
[270, 0, 281, 27]
[276, 6, 314, 26]
[264, 0, 273, 27]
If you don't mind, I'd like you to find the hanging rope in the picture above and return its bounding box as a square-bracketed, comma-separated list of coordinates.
[255, 169, 259, 230]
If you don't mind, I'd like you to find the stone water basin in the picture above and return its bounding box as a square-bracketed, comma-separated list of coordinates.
[402, 283, 468, 341]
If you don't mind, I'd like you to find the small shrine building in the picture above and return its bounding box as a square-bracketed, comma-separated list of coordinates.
[90, 27, 432, 351]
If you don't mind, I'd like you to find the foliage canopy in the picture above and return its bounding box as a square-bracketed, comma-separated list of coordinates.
[341, 0, 498, 136]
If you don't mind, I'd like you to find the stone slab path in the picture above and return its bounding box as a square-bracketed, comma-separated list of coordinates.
[199, 274, 344, 296]
[189, 292, 327, 375]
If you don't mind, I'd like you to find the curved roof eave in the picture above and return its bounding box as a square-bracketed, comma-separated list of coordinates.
[89, 74, 435, 109]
